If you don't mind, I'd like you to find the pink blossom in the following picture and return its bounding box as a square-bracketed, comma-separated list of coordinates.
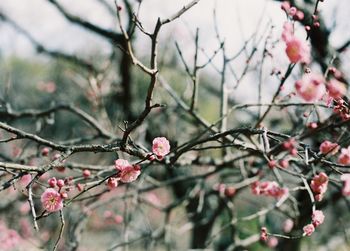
[338, 147, 350, 165]
[0, 229, 21, 250]
[267, 236, 278, 248]
[57, 179, 65, 188]
[279, 159, 289, 169]
[312, 210, 325, 227]
[115, 159, 141, 183]
[224, 186, 236, 197]
[152, 137, 170, 159]
[251, 181, 288, 198]
[114, 215, 124, 224]
[303, 224, 315, 236]
[288, 7, 297, 16]
[83, 169, 91, 178]
[295, 73, 326, 102]
[119, 165, 141, 183]
[40, 188, 63, 212]
[319, 140, 339, 155]
[106, 177, 119, 189]
[20, 174, 32, 187]
[115, 159, 131, 171]
[283, 219, 294, 233]
[37, 81, 56, 93]
[310, 172, 328, 201]
[20, 202, 30, 215]
[294, 10, 304, 21]
[41, 147, 50, 156]
[340, 174, 350, 196]
[327, 79, 346, 99]
[281, 1, 291, 12]
[260, 227, 268, 241]
[285, 37, 310, 64]
[282, 22, 293, 42]
[48, 177, 57, 188]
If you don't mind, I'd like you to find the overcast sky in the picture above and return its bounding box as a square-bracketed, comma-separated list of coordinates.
[0, 0, 347, 57]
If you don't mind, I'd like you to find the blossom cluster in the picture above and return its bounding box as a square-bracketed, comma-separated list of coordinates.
[251, 181, 288, 198]
[303, 210, 325, 236]
[310, 172, 329, 202]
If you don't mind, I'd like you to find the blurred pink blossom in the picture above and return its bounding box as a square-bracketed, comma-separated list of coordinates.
[295, 73, 326, 102]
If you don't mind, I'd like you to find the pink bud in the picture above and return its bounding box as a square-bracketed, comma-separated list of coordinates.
[41, 147, 50, 156]
[288, 7, 297, 16]
[279, 159, 289, 169]
[313, 22, 320, 28]
[48, 177, 57, 188]
[57, 179, 65, 188]
[224, 186, 236, 197]
[114, 215, 124, 224]
[268, 160, 276, 169]
[83, 169, 91, 178]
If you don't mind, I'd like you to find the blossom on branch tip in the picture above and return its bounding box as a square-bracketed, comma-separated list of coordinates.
[260, 227, 268, 241]
[295, 73, 326, 102]
[115, 159, 141, 183]
[310, 172, 328, 201]
[251, 181, 288, 198]
[340, 174, 350, 196]
[338, 147, 350, 165]
[312, 210, 325, 227]
[285, 37, 310, 64]
[303, 224, 315, 236]
[327, 79, 347, 99]
[115, 159, 131, 171]
[152, 137, 170, 160]
[319, 140, 339, 155]
[41, 188, 63, 212]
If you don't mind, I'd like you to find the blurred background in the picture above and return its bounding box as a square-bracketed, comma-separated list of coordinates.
[1, 0, 350, 250]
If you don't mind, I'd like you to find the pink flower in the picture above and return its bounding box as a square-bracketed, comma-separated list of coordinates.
[251, 181, 288, 198]
[327, 79, 346, 99]
[303, 224, 315, 236]
[115, 159, 141, 183]
[285, 37, 310, 64]
[260, 227, 268, 241]
[83, 169, 91, 178]
[283, 219, 294, 233]
[311, 210, 325, 227]
[119, 165, 141, 183]
[288, 7, 297, 16]
[294, 10, 304, 21]
[338, 147, 350, 165]
[340, 174, 350, 196]
[310, 172, 328, 201]
[106, 177, 119, 190]
[319, 140, 339, 155]
[295, 74, 326, 102]
[152, 137, 170, 159]
[114, 215, 124, 224]
[40, 188, 63, 212]
[20, 174, 32, 187]
[281, 1, 291, 12]
[267, 236, 278, 248]
[115, 159, 131, 171]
